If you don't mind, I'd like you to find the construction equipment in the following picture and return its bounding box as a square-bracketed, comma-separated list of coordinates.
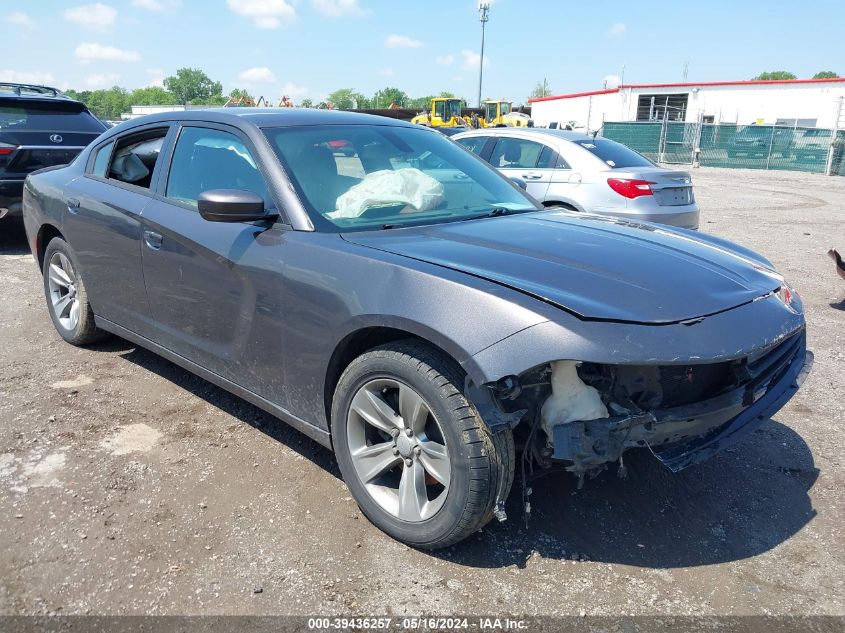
[224, 95, 257, 107]
[411, 98, 473, 129]
[478, 100, 531, 127]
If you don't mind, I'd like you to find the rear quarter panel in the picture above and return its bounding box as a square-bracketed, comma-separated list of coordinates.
[22, 165, 75, 263]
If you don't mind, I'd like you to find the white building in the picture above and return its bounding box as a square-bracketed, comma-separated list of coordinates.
[528, 78, 845, 132]
[120, 104, 209, 121]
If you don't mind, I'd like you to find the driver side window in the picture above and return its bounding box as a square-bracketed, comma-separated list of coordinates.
[166, 127, 270, 208]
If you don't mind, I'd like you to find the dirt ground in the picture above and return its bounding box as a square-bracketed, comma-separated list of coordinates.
[1, 167, 843, 618]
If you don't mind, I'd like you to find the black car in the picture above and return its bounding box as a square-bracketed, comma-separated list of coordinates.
[1, 83, 107, 220]
[22, 109, 811, 549]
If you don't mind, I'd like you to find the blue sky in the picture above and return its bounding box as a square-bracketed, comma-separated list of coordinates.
[2, 0, 842, 104]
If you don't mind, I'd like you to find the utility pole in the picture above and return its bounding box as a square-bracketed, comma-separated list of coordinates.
[477, 1, 491, 108]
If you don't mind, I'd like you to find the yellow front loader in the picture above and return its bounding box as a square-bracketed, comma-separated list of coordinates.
[478, 100, 531, 128]
[411, 98, 473, 128]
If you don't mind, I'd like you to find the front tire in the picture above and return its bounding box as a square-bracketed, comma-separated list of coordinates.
[331, 341, 514, 549]
[42, 237, 107, 346]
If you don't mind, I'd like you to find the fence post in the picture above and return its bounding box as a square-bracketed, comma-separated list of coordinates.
[691, 113, 703, 166]
[659, 111, 668, 163]
[825, 96, 843, 176]
[765, 124, 777, 170]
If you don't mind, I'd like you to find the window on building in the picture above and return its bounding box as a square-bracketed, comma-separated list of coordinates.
[636, 93, 690, 121]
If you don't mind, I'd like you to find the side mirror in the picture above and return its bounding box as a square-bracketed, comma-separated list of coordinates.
[509, 177, 528, 191]
[198, 189, 270, 222]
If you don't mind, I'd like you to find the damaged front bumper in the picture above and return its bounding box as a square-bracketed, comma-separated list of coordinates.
[551, 331, 812, 474]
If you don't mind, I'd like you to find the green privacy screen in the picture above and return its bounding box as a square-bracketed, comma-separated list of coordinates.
[600, 122, 845, 175]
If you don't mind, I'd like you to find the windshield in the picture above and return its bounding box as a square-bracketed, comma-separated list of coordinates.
[264, 124, 538, 232]
[573, 138, 654, 168]
[446, 100, 462, 119]
[484, 103, 497, 121]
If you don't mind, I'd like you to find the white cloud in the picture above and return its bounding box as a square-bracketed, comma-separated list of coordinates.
[385, 34, 423, 48]
[378, 68, 394, 77]
[0, 70, 55, 85]
[227, 0, 296, 29]
[64, 4, 118, 30]
[603, 74, 621, 88]
[131, 0, 163, 9]
[75, 42, 141, 62]
[239, 67, 277, 83]
[281, 81, 308, 98]
[85, 73, 121, 88]
[435, 54, 454, 66]
[310, 0, 365, 17]
[145, 68, 166, 87]
[608, 22, 626, 36]
[131, 0, 181, 9]
[5, 12, 34, 26]
[461, 49, 489, 71]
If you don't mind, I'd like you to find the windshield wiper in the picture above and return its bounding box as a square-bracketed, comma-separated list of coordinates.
[457, 207, 524, 222]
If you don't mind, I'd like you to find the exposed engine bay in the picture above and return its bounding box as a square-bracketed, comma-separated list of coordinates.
[469, 330, 812, 495]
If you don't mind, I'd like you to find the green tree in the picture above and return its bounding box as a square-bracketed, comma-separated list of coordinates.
[79, 86, 130, 120]
[372, 86, 409, 108]
[812, 71, 839, 79]
[752, 71, 796, 80]
[164, 67, 223, 105]
[529, 79, 551, 99]
[299, 98, 314, 108]
[129, 86, 178, 106]
[327, 88, 369, 110]
[228, 87, 254, 101]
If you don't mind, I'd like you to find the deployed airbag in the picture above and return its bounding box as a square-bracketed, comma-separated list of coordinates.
[330, 168, 445, 219]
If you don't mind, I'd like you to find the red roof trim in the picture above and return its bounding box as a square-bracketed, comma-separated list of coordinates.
[528, 77, 845, 103]
[528, 87, 619, 103]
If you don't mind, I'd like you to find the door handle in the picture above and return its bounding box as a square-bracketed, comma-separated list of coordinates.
[143, 230, 162, 250]
[66, 198, 80, 214]
[522, 172, 543, 180]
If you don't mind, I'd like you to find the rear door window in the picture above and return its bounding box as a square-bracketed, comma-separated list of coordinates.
[574, 138, 653, 168]
[91, 141, 114, 178]
[538, 145, 570, 169]
[108, 129, 167, 190]
[489, 137, 545, 169]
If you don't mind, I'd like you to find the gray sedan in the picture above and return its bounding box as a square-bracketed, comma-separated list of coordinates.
[453, 128, 700, 229]
[23, 109, 809, 549]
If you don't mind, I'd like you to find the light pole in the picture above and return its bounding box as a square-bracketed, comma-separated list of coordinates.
[476, 1, 490, 108]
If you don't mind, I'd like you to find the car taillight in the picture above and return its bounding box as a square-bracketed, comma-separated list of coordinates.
[607, 178, 656, 199]
[0, 143, 19, 156]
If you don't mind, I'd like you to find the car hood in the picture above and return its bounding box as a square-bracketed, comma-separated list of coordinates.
[342, 211, 784, 324]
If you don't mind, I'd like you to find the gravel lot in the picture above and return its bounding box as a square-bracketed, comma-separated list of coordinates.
[1, 167, 843, 618]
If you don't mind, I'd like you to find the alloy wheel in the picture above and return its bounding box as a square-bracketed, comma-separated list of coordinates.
[346, 378, 450, 522]
[47, 251, 80, 331]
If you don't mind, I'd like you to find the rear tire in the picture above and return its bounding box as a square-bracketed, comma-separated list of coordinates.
[331, 340, 514, 549]
[42, 237, 107, 346]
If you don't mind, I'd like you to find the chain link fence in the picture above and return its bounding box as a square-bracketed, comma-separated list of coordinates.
[600, 121, 845, 176]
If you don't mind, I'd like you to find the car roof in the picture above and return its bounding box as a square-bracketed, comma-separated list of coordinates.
[453, 127, 595, 142]
[117, 108, 420, 131]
